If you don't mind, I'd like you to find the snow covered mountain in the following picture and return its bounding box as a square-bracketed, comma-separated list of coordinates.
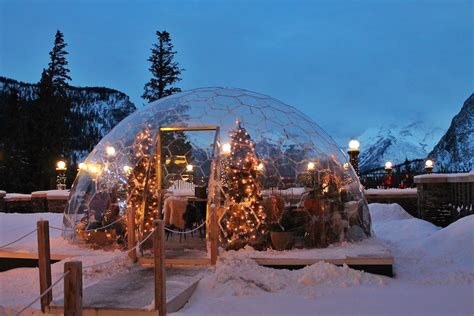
[0, 76, 136, 161]
[429, 94, 473, 172]
[358, 121, 445, 172]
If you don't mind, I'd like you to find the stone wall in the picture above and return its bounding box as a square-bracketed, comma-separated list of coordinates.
[415, 173, 474, 227]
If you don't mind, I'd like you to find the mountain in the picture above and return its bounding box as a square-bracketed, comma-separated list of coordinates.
[429, 94, 474, 172]
[358, 121, 445, 172]
[0, 76, 136, 161]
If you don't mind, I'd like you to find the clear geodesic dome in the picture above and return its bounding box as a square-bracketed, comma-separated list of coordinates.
[63, 87, 371, 251]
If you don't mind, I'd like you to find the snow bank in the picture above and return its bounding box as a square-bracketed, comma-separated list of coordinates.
[369, 204, 474, 285]
[201, 257, 386, 299]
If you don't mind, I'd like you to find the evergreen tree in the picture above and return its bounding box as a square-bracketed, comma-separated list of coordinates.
[221, 122, 267, 250]
[33, 30, 72, 190]
[142, 31, 183, 102]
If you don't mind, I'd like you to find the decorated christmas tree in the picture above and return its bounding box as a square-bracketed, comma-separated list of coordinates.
[126, 128, 160, 245]
[221, 121, 267, 250]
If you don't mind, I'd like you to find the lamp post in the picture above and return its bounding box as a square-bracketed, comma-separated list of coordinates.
[383, 161, 393, 189]
[55, 160, 67, 190]
[347, 139, 360, 176]
[425, 159, 434, 174]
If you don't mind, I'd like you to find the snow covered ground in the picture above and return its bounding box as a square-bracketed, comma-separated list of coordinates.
[0, 205, 473, 315]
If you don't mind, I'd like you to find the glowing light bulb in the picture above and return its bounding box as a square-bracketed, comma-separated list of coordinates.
[186, 164, 194, 172]
[105, 146, 116, 157]
[348, 139, 360, 151]
[307, 162, 315, 171]
[56, 160, 66, 170]
[425, 159, 434, 168]
[222, 143, 231, 155]
[385, 161, 393, 170]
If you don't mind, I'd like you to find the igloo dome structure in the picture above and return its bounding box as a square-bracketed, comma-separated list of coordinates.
[64, 87, 371, 251]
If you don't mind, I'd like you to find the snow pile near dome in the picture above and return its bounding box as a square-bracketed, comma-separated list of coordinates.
[370, 204, 474, 284]
[200, 257, 386, 299]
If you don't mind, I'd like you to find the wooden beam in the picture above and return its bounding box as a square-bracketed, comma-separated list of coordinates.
[64, 261, 83, 316]
[154, 220, 166, 315]
[139, 257, 211, 267]
[166, 279, 200, 314]
[0, 250, 69, 261]
[127, 201, 137, 263]
[252, 256, 394, 266]
[209, 209, 218, 265]
[37, 220, 52, 312]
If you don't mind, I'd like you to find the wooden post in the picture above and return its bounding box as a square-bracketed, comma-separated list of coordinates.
[37, 220, 52, 312]
[154, 220, 166, 315]
[64, 261, 82, 316]
[127, 206, 137, 263]
[210, 208, 218, 265]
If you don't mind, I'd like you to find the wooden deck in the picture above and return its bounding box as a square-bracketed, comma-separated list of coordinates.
[46, 266, 203, 315]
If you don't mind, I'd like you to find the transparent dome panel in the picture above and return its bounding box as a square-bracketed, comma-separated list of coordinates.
[64, 87, 372, 251]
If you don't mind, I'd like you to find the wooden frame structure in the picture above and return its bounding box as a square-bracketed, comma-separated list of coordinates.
[129, 126, 221, 266]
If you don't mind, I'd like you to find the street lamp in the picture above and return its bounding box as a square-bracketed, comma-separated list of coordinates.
[348, 139, 360, 176]
[425, 159, 434, 174]
[55, 160, 67, 190]
[307, 161, 316, 171]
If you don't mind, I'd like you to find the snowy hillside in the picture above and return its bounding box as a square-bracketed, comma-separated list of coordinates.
[0, 76, 136, 162]
[358, 121, 445, 171]
[429, 94, 474, 172]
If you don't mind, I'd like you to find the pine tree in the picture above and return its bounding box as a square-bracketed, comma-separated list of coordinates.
[142, 31, 183, 102]
[221, 122, 267, 250]
[32, 30, 72, 190]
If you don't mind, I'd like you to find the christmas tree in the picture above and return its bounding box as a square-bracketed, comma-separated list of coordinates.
[221, 121, 267, 250]
[126, 128, 160, 245]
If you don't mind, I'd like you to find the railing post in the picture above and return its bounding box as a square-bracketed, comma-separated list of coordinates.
[154, 220, 166, 315]
[128, 207, 137, 263]
[64, 261, 82, 316]
[37, 220, 52, 312]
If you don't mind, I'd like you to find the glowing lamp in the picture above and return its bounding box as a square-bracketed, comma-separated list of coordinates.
[425, 159, 434, 174]
[56, 160, 66, 171]
[384, 161, 393, 170]
[88, 164, 101, 175]
[78, 162, 86, 170]
[256, 162, 264, 171]
[348, 139, 360, 152]
[425, 159, 433, 168]
[105, 146, 116, 157]
[186, 164, 194, 172]
[123, 165, 132, 173]
[222, 143, 231, 155]
[307, 162, 315, 171]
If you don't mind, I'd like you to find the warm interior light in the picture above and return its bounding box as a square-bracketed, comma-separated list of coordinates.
[425, 159, 434, 168]
[186, 164, 194, 172]
[256, 162, 264, 171]
[78, 162, 85, 170]
[56, 160, 66, 170]
[105, 146, 116, 157]
[123, 165, 132, 173]
[348, 139, 360, 151]
[307, 162, 315, 171]
[222, 143, 232, 155]
[385, 161, 393, 170]
[88, 164, 101, 174]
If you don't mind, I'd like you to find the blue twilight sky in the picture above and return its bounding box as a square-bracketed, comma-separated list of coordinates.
[1, 0, 473, 145]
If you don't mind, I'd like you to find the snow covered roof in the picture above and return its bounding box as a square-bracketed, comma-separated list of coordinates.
[414, 172, 474, 183]
[364, 188, 417, 196]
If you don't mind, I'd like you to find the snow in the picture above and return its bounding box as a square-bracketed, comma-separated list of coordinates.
[46, 190, 70, 200]
[1, 204, 473, 315]
[414, 171, 474, 182]
[4, 193, 31, 201]
[364, 188, 417, 195]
